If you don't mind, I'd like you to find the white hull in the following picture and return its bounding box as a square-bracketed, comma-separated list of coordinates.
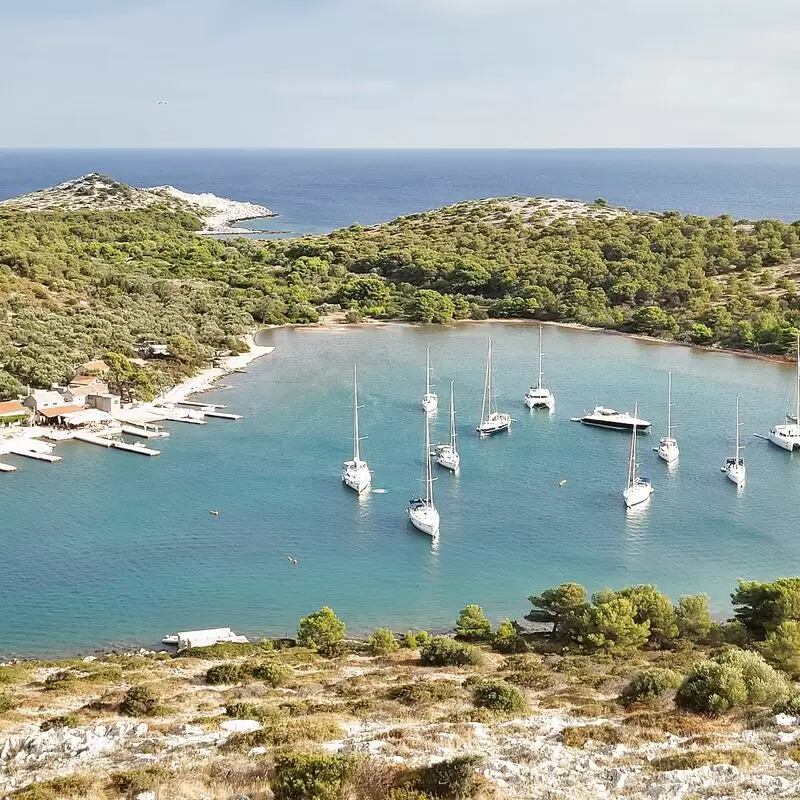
[342, 460, 371, 493]
[657, 438, 679, 463]
[422, 393, 438, 414]
[407, 503, 439, 537]
[477, 412, 511, 437]
[574, 407, 651, 431]
[768, 426, 800, 451]
[725, 463, 746, 487]
[433, 444, 460, 471]
[623, 482, 653, 508]
[524, 389, 554, 411]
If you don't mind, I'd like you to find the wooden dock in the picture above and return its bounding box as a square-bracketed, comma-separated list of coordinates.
[203, 411, 243, 420]
[111, 441, 160, 456]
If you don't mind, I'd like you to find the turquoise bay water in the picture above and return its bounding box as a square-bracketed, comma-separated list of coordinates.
[2, 322, 800, 657]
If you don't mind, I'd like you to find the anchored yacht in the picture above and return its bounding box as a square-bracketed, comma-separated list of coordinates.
[657, 372, 679, 463]
[341, 365, 371, 493]
[623, 402, 654, 508]
[524, 325, 555, 411]
[477, 337, 512, 437]
[768, 334, 800, 452]
[573, 406, 651, 432]
[421, 345, 438, 414]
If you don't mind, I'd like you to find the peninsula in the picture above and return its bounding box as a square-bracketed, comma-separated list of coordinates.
[1, 175, 799, 406]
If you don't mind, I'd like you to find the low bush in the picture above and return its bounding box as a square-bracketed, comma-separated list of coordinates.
[676, 649, 788, 715]
[271, 752, 350, 800]
[401, 632, 419, 649]
[562, 724, 624, 748]
[493, 619, 527, 654]
[649, 748, 759, 771]
[225, 716, 343, 750]
[249, 661, 292, 687]
[367, 627, 399, 656]
[225, 701, 275, 721]
[411, 755, 481, 799]
[43, 670, 77, 691]
[205, 662, 244, 685]
[502, 654, 554, 689]
[11, 775, 93, 799]
[0, 693, 18, 715]
[455, 604, 492, 641]
[471, 679, 527, 714]
[420, 637, 484, 667]
[0, 665, 30, 685]
[621, 668, 682, 707]
[40, 714, 79, 731]
[776, 693, 800, 716]
[110, 767, 166, 796]
[389, 680, 461, 706]
[178, 642, 259, 659]
[119, 685, 159, 717]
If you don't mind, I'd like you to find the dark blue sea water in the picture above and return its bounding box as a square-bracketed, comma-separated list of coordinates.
[2, 149, 800, 235]
[3, 149, 800, 657]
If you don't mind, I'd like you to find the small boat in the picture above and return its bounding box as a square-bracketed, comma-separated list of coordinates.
[573, 406, 651, 432]
[723, 395, 746, 487]
[657, 372, 679, 463]
[623, 402, 654, 508]
[161, 634, 179, 646]
[477, 337, 512, 437]
[421, 345, 438, 414]
[433, 381, 460, 471]
[768, 333, 800, 451]
[408, 400, 439, 538]
[209, 510, 220, 516]
[342, 364, 371, 494]
[524, 325, 555, 411]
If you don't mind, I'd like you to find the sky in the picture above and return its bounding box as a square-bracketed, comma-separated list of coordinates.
[2, 0, 800, 148]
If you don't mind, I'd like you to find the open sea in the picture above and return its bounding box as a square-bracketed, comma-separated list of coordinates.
[2, 148, 800, 656]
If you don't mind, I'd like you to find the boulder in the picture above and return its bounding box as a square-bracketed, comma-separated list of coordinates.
[220, 720, 262, 733]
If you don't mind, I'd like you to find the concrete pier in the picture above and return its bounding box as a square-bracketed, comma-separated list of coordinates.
[177, 400, 227, 410]
[111, 441, 160, 456]
[0, 462, 18, 472]
[74, 432, 113, 448]
[121, 424, 170, 439]
[7, 444, 62, 463]
[203, 411, 243, 420]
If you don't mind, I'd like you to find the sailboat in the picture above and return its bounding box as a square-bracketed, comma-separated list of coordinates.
[408, 402, 440, 537]
[723, 396, 746, 487]
[421, 345, 438, 414]
[768, 333, 800, 451]
[657, 372, 679, 463]
[433, 381, 460, 471]
[341, 365, 371, 493]
[622, 402, 654, 508]
[476, 337, 512, 437]
[524, 325, 555, 411]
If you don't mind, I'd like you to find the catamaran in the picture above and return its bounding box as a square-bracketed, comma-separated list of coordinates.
[341, 365, 371, 494]
[433, 380, 460, 471]
[408, 401, 440, 537]
[657, 372, 679, 463]
[524, 325, 555, 411]
[768, 334, 800, 451]
[723, 396, 746, 487]
[623, 402, 654, 508]
[477, 337, 512, 437]
[421, 345, 438, 414]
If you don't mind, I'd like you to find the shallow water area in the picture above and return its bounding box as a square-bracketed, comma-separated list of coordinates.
[2, 323, 800, 656]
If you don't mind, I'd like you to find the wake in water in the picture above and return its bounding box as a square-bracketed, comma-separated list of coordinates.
[372, 488, 388, 494]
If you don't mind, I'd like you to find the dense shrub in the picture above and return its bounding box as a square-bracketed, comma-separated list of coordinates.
[40, 714, 79, 731]
[119, 685, 160, 717]
[367, 627, 399, 656]
[389, 680, 461, 706]
[297, 606, 346, 655]
[492, 619, 527, 653]
[676, 649, 788, 715]
[620, 669, 682, 707]
[0, 693, 18, 715]
[420, 637, 484, 667]
[250, 661, 292, 687]
[412, 755, 481, 799]
[471, 679, 527, 713]
[11, 775, 93, 799]
[676, 594, 713, 640]
[0, 665, 30, 685]
[760, 620, 800, 678]
[205, 662, 244, 685]
[271, 752, 350, 800]
[455, 604, 492, 641]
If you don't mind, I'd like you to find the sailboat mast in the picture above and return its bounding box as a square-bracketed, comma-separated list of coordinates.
[424, 408, 434, 504]
[480, 339, 491, 423]
[537, 325, 544, 389]
[735, 395, 740, 463]
[628, 403, 638, 488]
[795, 335, 799, 428]
[425, 345, 431, 397]
[449, 381, 457, 452]
[353, 365, 360, 462]
[666, 372, 672, 438]
[488, 338, 495, 415]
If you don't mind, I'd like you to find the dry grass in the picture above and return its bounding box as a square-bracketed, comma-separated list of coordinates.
[649, 748, 760, 771]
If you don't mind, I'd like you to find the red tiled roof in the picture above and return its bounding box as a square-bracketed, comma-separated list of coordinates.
[0, 400, 25, 416]
[39, 404, 84, 418]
